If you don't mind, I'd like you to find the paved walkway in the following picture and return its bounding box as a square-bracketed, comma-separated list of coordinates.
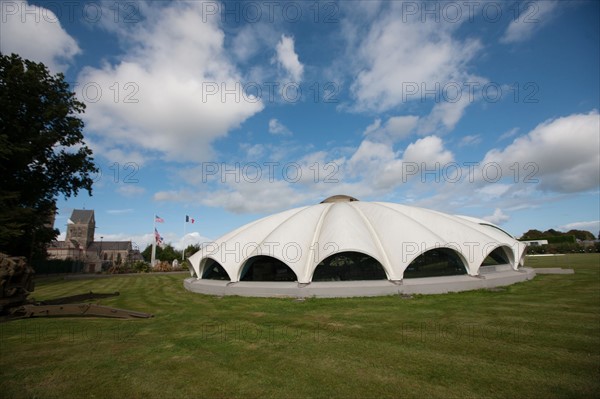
[184, 268, 538, 298]
[533, 268, 575, 274]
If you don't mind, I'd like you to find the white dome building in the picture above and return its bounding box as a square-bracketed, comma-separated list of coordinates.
[185, 196, 534, 297]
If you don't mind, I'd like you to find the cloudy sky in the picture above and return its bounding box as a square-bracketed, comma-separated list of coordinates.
[2, 0, 599, 250]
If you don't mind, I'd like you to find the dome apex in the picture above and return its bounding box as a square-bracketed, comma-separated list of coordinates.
[320, 195, 359, 203]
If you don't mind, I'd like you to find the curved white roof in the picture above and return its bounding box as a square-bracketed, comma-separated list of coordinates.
[188, 196, 527, 283]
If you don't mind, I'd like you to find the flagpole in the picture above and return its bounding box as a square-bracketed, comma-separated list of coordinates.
[182, 216, 187, 261]
[151, 214, 157, 267]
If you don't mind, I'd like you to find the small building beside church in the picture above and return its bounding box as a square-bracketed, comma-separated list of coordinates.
[47, 209, 143, 273]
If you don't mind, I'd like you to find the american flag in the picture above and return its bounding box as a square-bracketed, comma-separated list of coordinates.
[155, 215, 164, 223]
[154, 228, 163, 245]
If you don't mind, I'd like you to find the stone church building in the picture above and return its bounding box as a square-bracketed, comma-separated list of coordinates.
[47, 209, 142, 272]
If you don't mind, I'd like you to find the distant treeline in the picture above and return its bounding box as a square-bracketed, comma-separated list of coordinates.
[520, 228, 599, 254]
[520, 228, 597, 242]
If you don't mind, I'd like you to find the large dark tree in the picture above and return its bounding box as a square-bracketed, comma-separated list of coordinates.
[0, 53, 98, 259]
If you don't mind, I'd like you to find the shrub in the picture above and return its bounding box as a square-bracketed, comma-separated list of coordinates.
[152, 261, 172, 272]
[130, 261, 151, 273]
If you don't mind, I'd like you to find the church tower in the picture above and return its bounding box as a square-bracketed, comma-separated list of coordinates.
[65, 209, 95, 249]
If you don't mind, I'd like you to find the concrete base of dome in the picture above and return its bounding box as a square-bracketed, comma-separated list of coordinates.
[183, 267, 537, 298]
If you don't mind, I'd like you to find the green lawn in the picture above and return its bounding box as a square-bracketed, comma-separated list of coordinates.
[1, 254, 599, 398]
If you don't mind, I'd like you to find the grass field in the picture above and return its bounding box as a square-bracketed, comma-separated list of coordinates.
[1, 254, 599, 398]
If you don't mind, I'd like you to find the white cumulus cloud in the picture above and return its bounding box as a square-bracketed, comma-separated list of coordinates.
[347, 135, 453, 191]
[482, 111, 600, 193]
[459, 135, 482, 147]
[349, 3, 482, 113]
[173, 232, 213, 251]
[559, 221, 600, 235]
[501, 1, 560, 44]
[402, 136, 454, 165]
[95, 231, 211, 251]
[268, 118, 293, 136]
[78, 2, 263, 163]
[364, 116, 419, 142]
[274, 35, 304, 82]
[482, 208, 510, 225]
[0, 0, 80, 72]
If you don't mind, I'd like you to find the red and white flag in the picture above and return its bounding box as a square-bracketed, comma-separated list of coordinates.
[154, 228, 163, 245]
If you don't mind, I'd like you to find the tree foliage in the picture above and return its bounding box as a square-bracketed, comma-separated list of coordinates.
[0, 53, 98, 259]
[520, 228, 595, 242]
[184, 243, 200, 259]
[520, 229, 545, 240]
[141, 244, 181, 263]
[565, 230, 596, 241]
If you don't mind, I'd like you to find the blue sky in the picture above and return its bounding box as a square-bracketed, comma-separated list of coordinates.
[2, 0, 599, 250]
